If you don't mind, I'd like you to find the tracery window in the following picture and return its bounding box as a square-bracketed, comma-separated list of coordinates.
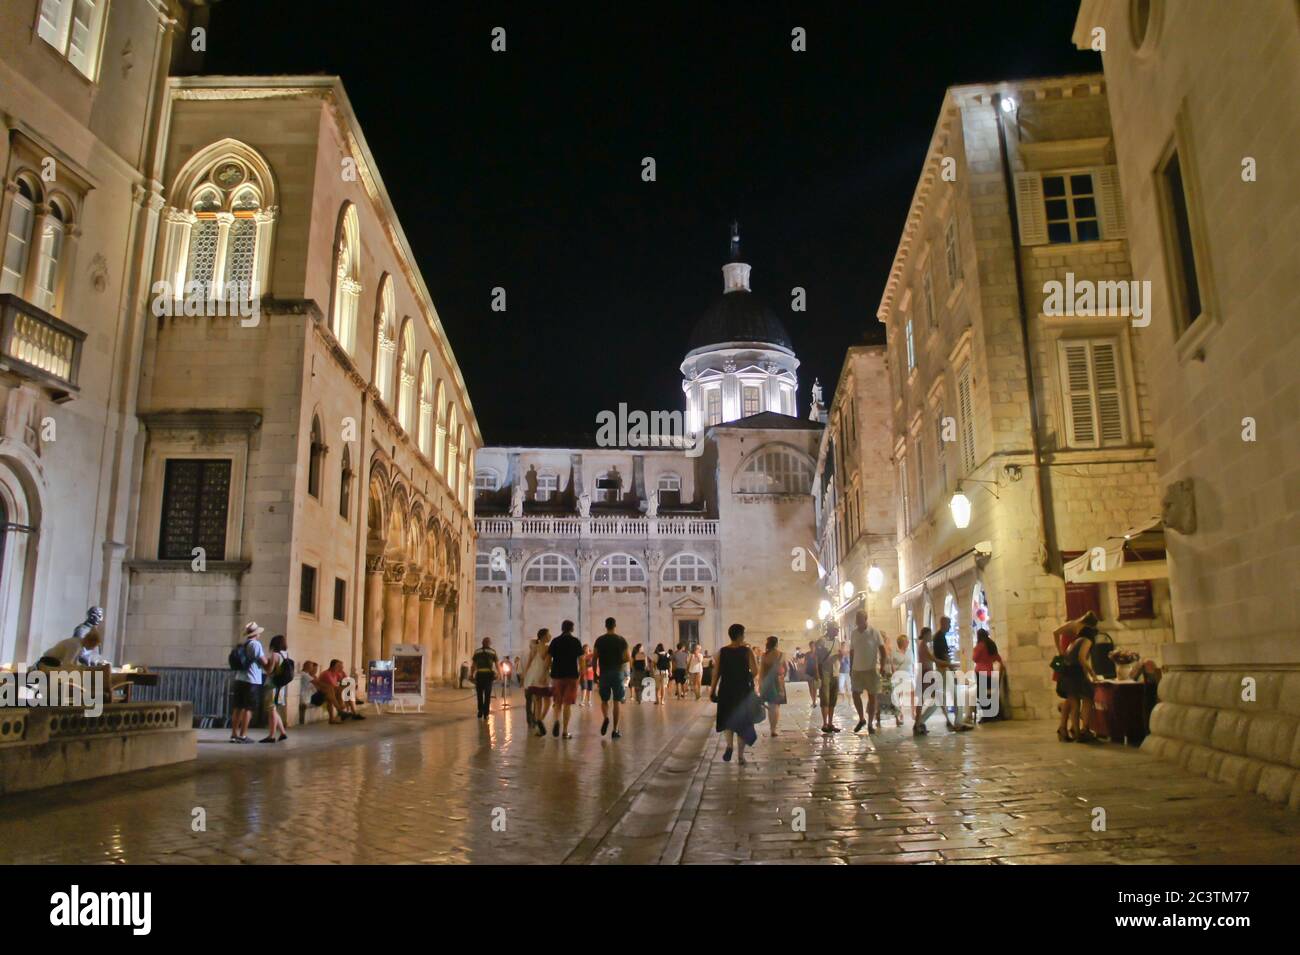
[662, 552, 714, 583]
[592, 553, 646, 584]
[735, 444, 813, 495]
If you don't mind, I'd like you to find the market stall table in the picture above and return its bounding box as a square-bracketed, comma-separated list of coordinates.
[1089, 679, 1147, 745]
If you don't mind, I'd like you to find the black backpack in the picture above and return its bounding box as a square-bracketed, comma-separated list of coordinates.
[227, 641, 250, 671]
[1090, 632, 1117, 679]
[273, 655, 295, 688]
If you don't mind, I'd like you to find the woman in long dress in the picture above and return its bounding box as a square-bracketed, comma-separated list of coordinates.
[758, 635, 786, 736]
[711, 623, 759, 764]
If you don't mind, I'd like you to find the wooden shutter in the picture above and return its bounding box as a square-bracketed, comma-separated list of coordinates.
[36, 0, 67, 46]
[1091, 341, 1126, 444]
[1013, 172, 1048, 246]
[1094, 165, 1127, 239]
[1060, 339, 1127, 448]
[1061, 341, 1096, 447]
[957, 365, 976, 474]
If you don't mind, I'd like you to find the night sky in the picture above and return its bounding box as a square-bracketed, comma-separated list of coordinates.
[197, 1, 1098, 443]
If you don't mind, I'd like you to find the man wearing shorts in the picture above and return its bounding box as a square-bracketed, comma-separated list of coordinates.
[547, 620, 584, 738]
[671, 644, 690, 699]
[849, 609, 887, 734]
[816, 623, 842, 734]
[593, 617, 630, 738]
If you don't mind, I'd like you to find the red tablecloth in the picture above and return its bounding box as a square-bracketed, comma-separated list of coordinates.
[1089, 680, 1147, 745]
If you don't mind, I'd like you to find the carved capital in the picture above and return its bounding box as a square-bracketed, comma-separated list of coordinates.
[419, 575, 437, 600]
[383, 561, 406, 585]
[365, 553, 386, 575]
[576, 548, 596, 567]
[644, 548, 664, 571]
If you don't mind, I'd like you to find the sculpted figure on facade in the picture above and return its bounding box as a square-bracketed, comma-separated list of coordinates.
[577, 492, 591, 518]
[510, 481, 524, 517]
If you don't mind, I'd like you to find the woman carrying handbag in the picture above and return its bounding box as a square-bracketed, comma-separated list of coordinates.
[712, 623, 762, 764]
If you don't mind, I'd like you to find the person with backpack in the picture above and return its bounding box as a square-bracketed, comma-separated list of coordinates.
[815, 622, 842, 734]
[229, 621, 268, 743]
[1054, 621, 1100, 742]
[261, 634, 293, 743]
[471, 638, 501, 719]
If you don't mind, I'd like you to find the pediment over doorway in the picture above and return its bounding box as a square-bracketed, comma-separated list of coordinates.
[670, 595, 706, 616]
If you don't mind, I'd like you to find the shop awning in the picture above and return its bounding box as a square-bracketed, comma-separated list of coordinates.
[891, 542, 992, 609]
[1063, 517, 1168, 583]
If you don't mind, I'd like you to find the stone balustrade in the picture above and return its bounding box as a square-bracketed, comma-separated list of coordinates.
[476, 515, 718, 539]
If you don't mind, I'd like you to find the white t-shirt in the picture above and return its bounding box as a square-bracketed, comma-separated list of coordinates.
[889, 647, 914, 674]
[850, 626, 883, 673]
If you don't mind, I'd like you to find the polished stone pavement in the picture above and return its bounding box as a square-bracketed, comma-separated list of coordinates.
[2, 686, 1298, 864]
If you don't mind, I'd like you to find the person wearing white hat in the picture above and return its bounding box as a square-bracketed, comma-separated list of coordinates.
[230, 621, 268, 743]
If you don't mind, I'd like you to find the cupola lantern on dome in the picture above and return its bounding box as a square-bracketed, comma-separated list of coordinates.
[680, 223, 801, 430]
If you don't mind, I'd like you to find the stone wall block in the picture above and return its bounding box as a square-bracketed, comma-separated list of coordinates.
[1244, 714, 1297, 766]
[1209, 709, 1249, 754]
[1256, 765, 1298, 806]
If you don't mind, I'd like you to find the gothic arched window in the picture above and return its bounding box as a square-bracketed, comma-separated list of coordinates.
[418, 354, 434, 457]
[374, 276, 397, 405]
[163, 143, 276, 303]
[305, 415, 323, 496]
[396, 318, 417, 433]
[339, 445, 353, 520]
[308, 415, 324, 500]
[734, 444, 813, 495]
[331, 203, 361, 354]
[434, 380, 447, 474]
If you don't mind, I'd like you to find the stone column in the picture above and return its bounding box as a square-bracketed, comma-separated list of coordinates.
[419, 575, 438, 686]
[363, 554, 385, 665]
[577, 547, 595, 641]
[508, 548, 526, 653]
[381, 561, 405, 659]
[401, 570, 422, 652]
[431, 581, 448, 683]
[443, 587, 459, 681]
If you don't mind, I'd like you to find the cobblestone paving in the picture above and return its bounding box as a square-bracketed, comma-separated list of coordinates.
[675, 696, 1300, 864]
[2, 688, 1298, 864]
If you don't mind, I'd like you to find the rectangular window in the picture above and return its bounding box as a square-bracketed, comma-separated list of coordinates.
[934, 406, 948, 496]
[300, 564, 318, 616]
[1042, 172, 1100, 244]
[742, 385, 761, 417]
[913, 435, 926, 518]
[956, 365, 976, 475]
[899, 458, 910, 533]
[706, 388, 722, 426]
[1159, 149, 1204, 333]
[1, 192, 35, 295]
[333, 577, 347, 622]
[1058, 339, 1127, 448]
[905, 318, 916, 371]
[595, 475, 620, 503]
[158, 459, 231, 561]
[923, 269, 936, 330]
[945, 217, 962, 287]
[36, 0, 107, 80]
[535, 473, 558, 501]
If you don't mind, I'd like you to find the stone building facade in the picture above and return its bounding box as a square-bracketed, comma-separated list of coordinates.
[474, 242, 822, 660]
[0, 0, 180, 666]
[122, 76, 479, 697]
[877, 74, 1173, 720]
[812, 345, 899, 639]
[1073, 0, 1300, 806]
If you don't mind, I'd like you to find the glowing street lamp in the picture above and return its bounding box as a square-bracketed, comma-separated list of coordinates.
[817, 599, 832, 621]
[805, 618, 815, 631]
[841, 580, 855, 601]
[867, 565, 884, 593]
[950, 485, 973, 529]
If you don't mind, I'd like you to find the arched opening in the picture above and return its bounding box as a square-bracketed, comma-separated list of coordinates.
[308, 416, 324, 500]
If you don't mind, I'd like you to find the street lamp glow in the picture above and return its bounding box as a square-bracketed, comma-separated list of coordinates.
[805, 618, 815, 630]
[841, 580, 855, 601]
[867, 565, 884, 592]
[817, 599, 832, 621]
[950, 488, 973, 529]
[1000, 95, 1017, 113]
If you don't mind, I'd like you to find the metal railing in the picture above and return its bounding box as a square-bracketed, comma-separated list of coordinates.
[0, 293, 85, 392]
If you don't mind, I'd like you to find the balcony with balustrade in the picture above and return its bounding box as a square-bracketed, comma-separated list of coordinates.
[0, 293, 86, 401]
[475, 514, 718, 540]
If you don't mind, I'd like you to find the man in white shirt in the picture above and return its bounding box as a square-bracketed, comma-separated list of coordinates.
[230, 621, 268, 743]
[38, 630, 108, 669]
[849, 610, 887, 734]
